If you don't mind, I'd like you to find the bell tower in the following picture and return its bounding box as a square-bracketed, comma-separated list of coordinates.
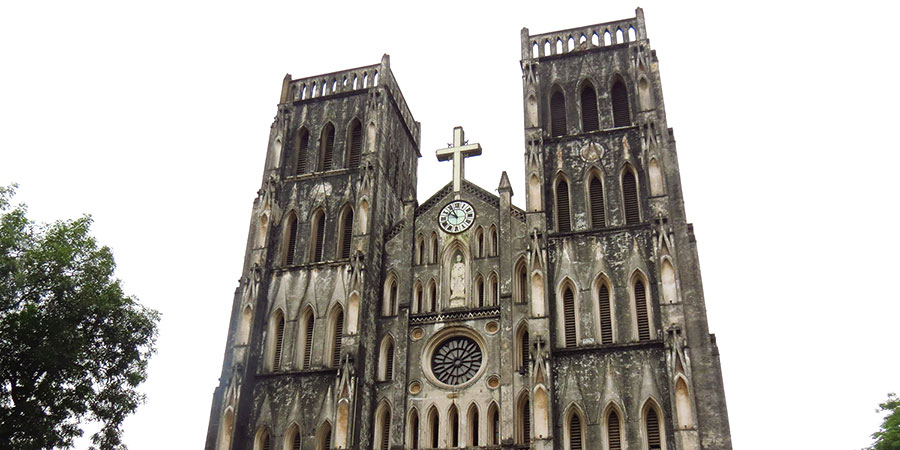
[205, 55, 422, 450]
[520, 8, 732, 450]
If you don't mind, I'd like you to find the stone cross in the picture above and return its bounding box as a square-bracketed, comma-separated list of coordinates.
[436, 126, 482, 192]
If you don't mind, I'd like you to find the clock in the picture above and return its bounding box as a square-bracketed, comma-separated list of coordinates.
[439, 201, 476, 234]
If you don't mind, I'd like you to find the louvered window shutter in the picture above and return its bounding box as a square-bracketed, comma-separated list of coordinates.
[303, 315, 314, 369]
[292, 433, 301, 450]
[522, 400, 531, 444]
[385, 343, 394, 381]
[622, 170, 640, 224]
[323, 428, 332, 450]
[262, 434, 271, 450]
[478, 279, 485, 307]
[599, 284, 613, 344]
[286, 216, 298, 265]
[551, 91, 567, 136]
[381, 413, 391, 450]
[313, 213, 325, 262]
[564, 288, 577, 348]
[556, 179, 571, 232]
[581, 86, 599, 132]
[322, 126, 335, 171]
[430, 284, 437, 311]
[590, 176, 606, 228]
[340, 211, 353, 259]
[348, 123, 362, 169]
[273, 317, 285, 371]
[647, 409, 662, 450]
[570, 415, 583, 450]
[611, 80, 631, 127]
[635, 280, 651, 341]
[332, 312, 343, 366]
[608, 411, 622, 450]
[296, 131, 309, 175]
[521, 331, 530, 371]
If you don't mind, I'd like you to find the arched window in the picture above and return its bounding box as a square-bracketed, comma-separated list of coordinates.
[310, 209, 326, 262]
[611, 78, 631, 127]
[299, 308, 315, 369]
[489, 273, 499, 306]
[487, 403, 500, 446]
[375, 402, 391, 450]
[287, 424, 302, 450]
[645, 404, 664, 450]
[517, 394, 531, 444]
[427, 407, 440, 449]
[383, 276, 397, 316]
[428, 280, 437, 312]
[316, 422, 332, 450]
[596, 279, 614, 344]
[516, 324, 530, 373]
[329, 306, 344, 367]
[218, 408, 234, 450]
[284, 212, 299, 265]
[661, 259, 677, 304]
[338, 206, 353, 259]
[379, 336, 395, 381]
[581, 83, 599, 132]
[622, 167, 641, 224]
[475, 275, 485, 308]
[475, 227, 484, 258]
[515, 259, 528, 304]
[238, 305, 252, 346]
[568, 411, 584, 450]
[550, 90, 567, 136]
[649, 158, 664, 196]
[430, 233, 439, 264]
[489, 226, 498, 256]
[319, 123, 335, 171]
[588, 172, 606, 228]
[256, 429, 271, 450]
[346, 119, 362, 169]
[295, 127, 309, 175]
[448, 405, 460, 448]
[270, 311, 285, 371]
[556, 176, 571, 232]
[675, 377, 694, 428]
[408, 409, 420, 449]
[415, 234, 425, 265]
[467, 404, 480, 447]
[607, 409, 623, 450]
[634, 276, 651, 341]
[563, 285, 577, 347]
[414, 282, 424, 314]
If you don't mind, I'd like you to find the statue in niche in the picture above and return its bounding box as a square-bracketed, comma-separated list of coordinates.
[449, 253, 466, 307]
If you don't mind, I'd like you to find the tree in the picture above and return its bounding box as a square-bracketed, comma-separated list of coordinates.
[867, 393, 900, 450]
[0, 185, 160, 449]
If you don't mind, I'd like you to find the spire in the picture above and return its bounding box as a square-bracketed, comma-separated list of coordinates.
[498, 171, 513, 195]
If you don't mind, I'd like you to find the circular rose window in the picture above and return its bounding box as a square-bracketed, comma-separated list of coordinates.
[430, 336, 483, 386]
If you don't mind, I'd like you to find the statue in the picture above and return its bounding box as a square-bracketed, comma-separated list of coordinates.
[449, 254, 466, 306]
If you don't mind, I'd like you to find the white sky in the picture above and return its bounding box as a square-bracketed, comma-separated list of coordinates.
[2, 1, 899, 449]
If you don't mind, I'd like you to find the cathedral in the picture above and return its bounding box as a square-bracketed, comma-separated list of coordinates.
[205, 8, 733, 450]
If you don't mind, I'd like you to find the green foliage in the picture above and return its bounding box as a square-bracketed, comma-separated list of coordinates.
[867, 393, 900, 450]
[0, 184, 160, 450]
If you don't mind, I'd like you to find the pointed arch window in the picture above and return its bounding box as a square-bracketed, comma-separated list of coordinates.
[287, 425, 302, 450]
[319, 123, 335, 171]
[408, 409, 420, 449]
[346, 119, 362, 169]
[310, 210, 326, 262]
[428, 280, 437, 312]
[430, 233, 439, 264]
[375, 403, 391, 450]
[488, 403, 500, 446]
[517, 395, 531, 444]
[330, 307, 344, 367]
[379, 336, 395, 381]
[338, 207, 353, 259]
[448, 405, 460, 448]
[414, 282, 424, 314]
[608, 410, 623, 450]
[622, 168, 641, 224]
[467, 404, 480, 447]
[270, 311, 285, 371]
[646, 407, 663, 450]
[563, 285, 577, 348]
[517, 325, 530, 373]
[489, 226, 498, 256]
[295, 127, 309, 175]
[611, 78, 631, 127]
[428, 407, 440, 449]
[556, 177, 571, 232]
[634, 277, 651, 341]
[550, 90, 567, 136]
[597, 281, 613, 344]
[416, 234, 425, 265]
[260, 431, 272, 450]
[383, 277, 398, 317]
[581, 83, 599, 132]
[569, 412, 584, 450]
[316, 422, 332, 450]
[515, 259, 528, 304]
[300, 309, 315, 369]
[476, 275, 485, 308]
[284, 212, 299, 266]
[489, 273, 499, 306]
[475, 227, 485, 258]
[589, 173, 606, 228]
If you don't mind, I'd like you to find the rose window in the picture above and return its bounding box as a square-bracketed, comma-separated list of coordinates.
[430, 336, 483, 385]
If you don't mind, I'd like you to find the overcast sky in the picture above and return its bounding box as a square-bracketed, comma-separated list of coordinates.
[2, 1, 899, 449]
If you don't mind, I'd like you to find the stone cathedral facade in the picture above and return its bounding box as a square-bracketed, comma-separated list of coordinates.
[205, 9, 732, 450]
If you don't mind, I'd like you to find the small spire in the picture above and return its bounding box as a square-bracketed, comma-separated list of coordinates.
[498, 171, 513, 194]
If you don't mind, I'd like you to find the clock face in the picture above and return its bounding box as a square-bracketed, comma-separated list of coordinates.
[439, 201, 476, 234]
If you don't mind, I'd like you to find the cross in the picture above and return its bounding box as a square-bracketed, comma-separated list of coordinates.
[435, 126, 482, 192]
